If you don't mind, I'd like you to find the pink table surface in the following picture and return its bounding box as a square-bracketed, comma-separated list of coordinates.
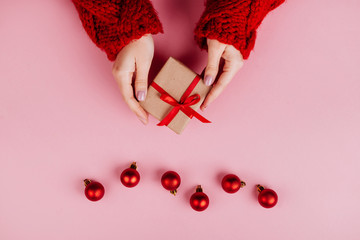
[1, 0, 360, 239]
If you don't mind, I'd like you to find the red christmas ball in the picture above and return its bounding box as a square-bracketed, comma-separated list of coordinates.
[190, 185, 209, 212]
[84, 179, 105, 201]
[221, 174, 246, 193]
[257, 185, 278, 208]
[161, 171, 181, 195]
[120, 162, 140, 188]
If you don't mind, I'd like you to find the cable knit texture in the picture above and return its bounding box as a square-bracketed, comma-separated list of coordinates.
[195, 0, 285, 59]
[72, 0, 163, 61]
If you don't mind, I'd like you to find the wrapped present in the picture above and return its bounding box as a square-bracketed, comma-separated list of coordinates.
[140, 57, 212, 134]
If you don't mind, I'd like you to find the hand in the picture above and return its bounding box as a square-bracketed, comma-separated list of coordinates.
[112, 34, 154, 125]
[201, 39, 244, 111]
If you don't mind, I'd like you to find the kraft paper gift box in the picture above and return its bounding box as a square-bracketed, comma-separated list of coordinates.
[140, 57, 212, 134]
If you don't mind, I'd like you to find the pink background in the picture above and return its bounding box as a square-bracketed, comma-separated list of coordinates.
[1, 0, 360, 239]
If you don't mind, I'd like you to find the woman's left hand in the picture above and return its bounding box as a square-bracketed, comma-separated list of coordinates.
[201, 39, 244, 111]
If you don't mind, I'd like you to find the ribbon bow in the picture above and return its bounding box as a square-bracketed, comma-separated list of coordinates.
[151, 75, 211, 126]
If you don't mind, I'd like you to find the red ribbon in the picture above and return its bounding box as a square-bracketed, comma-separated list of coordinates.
[151, 75, 211, 126]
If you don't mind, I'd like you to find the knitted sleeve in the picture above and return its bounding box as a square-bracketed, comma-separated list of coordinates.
[72, 0, 163, 61]
[194, 0, 285, 60]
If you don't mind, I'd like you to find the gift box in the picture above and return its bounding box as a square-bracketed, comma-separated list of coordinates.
[140, 57, 212, 134]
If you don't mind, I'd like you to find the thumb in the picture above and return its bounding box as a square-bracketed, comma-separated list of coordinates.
[204, 39, 226, 86]
[134, 58, 151, 102]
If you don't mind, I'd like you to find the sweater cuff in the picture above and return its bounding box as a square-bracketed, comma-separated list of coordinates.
[194, 0, 285, 60]
[72, 0, 163, 61]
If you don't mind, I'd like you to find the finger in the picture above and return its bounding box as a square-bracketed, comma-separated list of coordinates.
[201, 59, 243, 111]
[134, 56, 152, 102]
[113, 70, 149, 125]
[125, 94, 149, 125]
[204, 39, 226, 86]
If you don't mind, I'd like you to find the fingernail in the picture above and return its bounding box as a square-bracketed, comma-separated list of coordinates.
[138, 116, 148, 125]
[136, 91, 146, 101]
[204, 75, 213, 86]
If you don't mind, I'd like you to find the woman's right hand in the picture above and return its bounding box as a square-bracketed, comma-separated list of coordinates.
[112, 34, 154, 125]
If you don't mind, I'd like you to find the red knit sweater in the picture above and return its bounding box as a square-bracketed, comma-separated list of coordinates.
[195, 0, 285, 59]
[72, 0, 284, 61]
[72, 0, 163, 61]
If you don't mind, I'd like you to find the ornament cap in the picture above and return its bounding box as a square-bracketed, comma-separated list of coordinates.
[170, 189, 177, 196]
[196, 185, 203, 193]
[240, 181, 246, 188]
[83, 179, 91, 187]
[256, 184, 265, 192]
[130, 162, 137, 170]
